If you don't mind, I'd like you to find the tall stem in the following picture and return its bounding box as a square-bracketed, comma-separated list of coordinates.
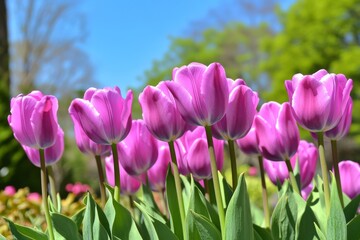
[39, 149, 54, 240]
[204, 126, 225, 238]
[111, 143, 120, 202]
[228, 139, 238, 190]
[317, 132, 330, 215]
[161, 190, 169, 218]
[47, 166, 58, 212]
[331, 140, 344, 208]
[258, 156, 270, 228]
[95, 155, 106, 207]
[168, 141, 186, 239]
[285, 158, 300, 194]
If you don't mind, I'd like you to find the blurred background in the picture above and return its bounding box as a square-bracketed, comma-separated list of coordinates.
[1, 0, 359, 194]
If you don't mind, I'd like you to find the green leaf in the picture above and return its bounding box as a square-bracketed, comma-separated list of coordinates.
[251, 203, 265, 227]
[347, 214, 360, 240]
[0, 234, 6, 240]
[135, 202, 178, 240]
[166, 167, 183, 239]
[253, 224, 273, 240]
[314, 224, 326, 240]
[83, 192, 110, 240]
[219, 172, 233, 208]
[307, 176, 327, 233]
[225, 174, 254, 240]
[104, 186, 142, 239]
[141, 183, 163, 214]
[343, 194, 360, 223]
[181, 175, 191, 213]
[326, 175, 347, 240]
[51, 213, 81, 240]
[71, 207, 85, 230]
[190, 210, 221, 240]
[5, 218, 47, 240]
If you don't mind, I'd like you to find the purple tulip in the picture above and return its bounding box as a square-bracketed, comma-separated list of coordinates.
[69, 87, 133, 145]
[255, 102, 300, 161]
[338, 161, 360, 199]
[179, 127, 224, 180]
[236, 120, 260, 156]
[165, 62, 229, 126]
[22, 127, 64, 167]
[325, 99, 353, 140]
[263, 140, 317, 188]
[212, 78, 259, 140]
[301, 184, 313, 200]
[139, 81, 188, 142]
[285, 70, 353, 132]
[173, 139, 190, 175]
[147, 141, 171, 192]
[105, 155, 142, 196]
[117, 120, 158, 176]
[70, 113, 111, 156]
[8, 91, 59, 149]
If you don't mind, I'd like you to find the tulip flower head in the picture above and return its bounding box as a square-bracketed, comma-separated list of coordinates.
[338, 160, 360, 199]
[105, 155, 142, 196]
[165, 62, 229, 126]
[69, 87, 133, 145]
[22, 127, 64, 167]
[139, 81, 188, 141]
[117, 120, 158, 176]
[212, 78, 259, 140]
[285, 70, 353, 132]
[236, 120, 261, 156]
[255, 102, 300, 161]
[8, 91, 59, 149]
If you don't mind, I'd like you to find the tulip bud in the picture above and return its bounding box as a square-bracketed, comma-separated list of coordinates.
[147, 141, 170, 192]
[338, 160, 360, 199]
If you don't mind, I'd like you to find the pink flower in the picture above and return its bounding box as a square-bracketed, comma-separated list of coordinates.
[301, 184, 313, 200]
[165, 62, 229, 126]
[27, 192, 41, 202]
[255, 102, 299, 161]
[3, 186, 16, 196]
[8, 91, 59, 149]
[69, 87, 133, 145]
[338, 160, 360, 199]
[22, 127, 64, 167]
[324, 99, 352, 140]
[139, 81, 188, 141]
[212, 78, 258, 140]
[118, 120, 158, 176]
[248, 166, 258, 176]
[147, 141, 170, 192]
[236, 120, 260, 156]
[105, 155, 142, 195]
[285, 70, 352, 132]
[65, 182, 90, 196]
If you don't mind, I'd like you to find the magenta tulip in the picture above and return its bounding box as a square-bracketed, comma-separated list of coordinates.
[8, 91, 59, 149]
[117, 120, 158, 176]
[179, 127, 224, 180]
[255, 102, 300, 161]
[70, 113, 111, 156]
[325, 99, 353, 140]
[301, 184, 313, 200]
[147, 141, 171, 192]
[22, 127, 64, 167]
[69, 87, 133, 145]
[236, 120, 260, 156]
[264, 140, 317, 188]
[338, 161, 360, 199]
[212, 78, 258, 140]
[165, 62, 229, 126]
[285, 70, 353, 132]
[139, 81, 188, 142]
[105, 155, 142, 196]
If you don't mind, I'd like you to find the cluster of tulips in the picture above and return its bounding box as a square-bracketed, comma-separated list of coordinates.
[5, 62, 360, 239]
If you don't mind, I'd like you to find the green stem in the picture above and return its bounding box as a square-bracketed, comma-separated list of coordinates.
[129, 195, 135, 217]
[204, 126, 225, 238]
[204, 179, 212, 203]
[285, 158, 300, 194]
[168, 141, 186, 239]
[258, 156, 270, 228]
[161, 189, 169, 219]
[317, 132, 331, 215]
[228, 139, 238, 190]
[111, 143, 120, 202]
[331, 140, 344, 208]
[47, 166, 58, 212]
[39, 149, 54, 240]
[95, 155, 106, 207]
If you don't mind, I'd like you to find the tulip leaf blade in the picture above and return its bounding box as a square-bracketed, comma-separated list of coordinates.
[326, 175, 347, 240]
[71, 207, 85, 230]
[5, 217, 48, 240]
[104, 186, 142, 239]
[253, 224, 273, 240]
[166, 166, 183, 239]
[346, 214, 360, 240]
[190, 210, 221, 240]
[225, 173, 254, 240]
[135, 202, 178, 240]
[343, 194, 360, 223]
[51, 213, 81, 240]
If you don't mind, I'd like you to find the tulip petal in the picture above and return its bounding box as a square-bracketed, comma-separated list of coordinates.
[187, 139, 212, 180]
